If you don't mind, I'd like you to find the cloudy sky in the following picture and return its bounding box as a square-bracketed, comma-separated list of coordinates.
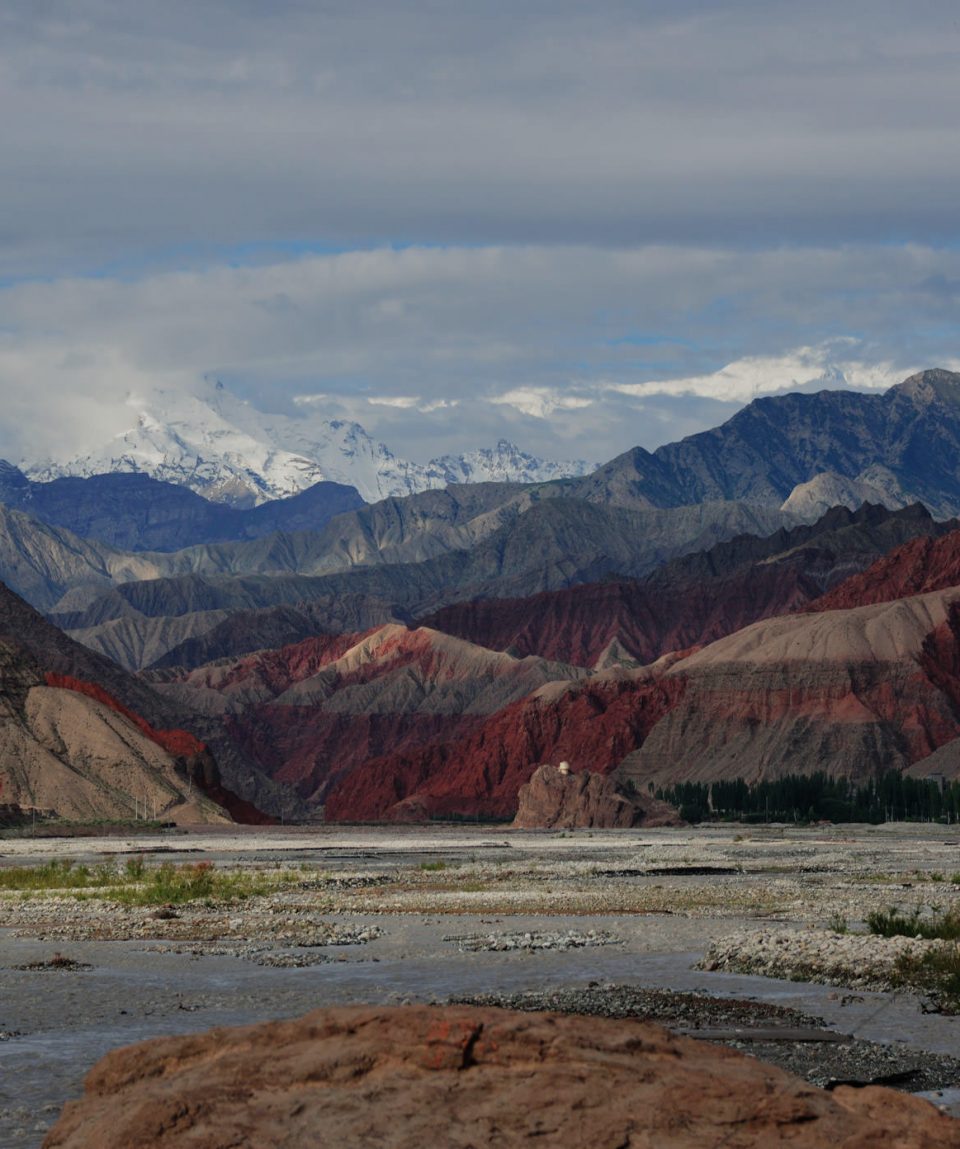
[2, 1, 959, 465]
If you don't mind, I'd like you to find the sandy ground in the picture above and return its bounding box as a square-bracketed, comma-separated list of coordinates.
[2, 822, 959, 1147]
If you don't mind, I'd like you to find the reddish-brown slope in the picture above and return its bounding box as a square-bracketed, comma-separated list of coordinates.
[172, 625, 586, 807]
[324, 676, 685, 821]
[619, 589, 960, 792]
[230, 710, 483, 806]
[45, 673, 206, 758]
[812, 530, 960, 612]
[420, 569, 817, 667]
[420, 503, 949, 666]
[181, 630, 369, 700]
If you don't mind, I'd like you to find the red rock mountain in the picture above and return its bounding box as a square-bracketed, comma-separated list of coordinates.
[153, 625, 588, 809]
[323, 671, 685, 821]
[812, 529, 960, 612]
[146, 509, 960, 823]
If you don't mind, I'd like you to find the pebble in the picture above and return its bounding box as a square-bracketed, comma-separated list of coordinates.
[699, 928, 939, 991]
[443, 928, 621, 953]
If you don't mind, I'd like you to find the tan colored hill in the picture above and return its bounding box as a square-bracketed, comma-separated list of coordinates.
[0, 643, 229, 824]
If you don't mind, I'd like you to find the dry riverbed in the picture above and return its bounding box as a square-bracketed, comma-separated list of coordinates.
[2, 822, 959, 1145]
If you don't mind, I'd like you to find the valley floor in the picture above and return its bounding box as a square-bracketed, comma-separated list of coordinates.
[2, 823, 959, 1146]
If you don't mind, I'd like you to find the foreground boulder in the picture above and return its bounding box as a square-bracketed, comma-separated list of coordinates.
[44, 1005, 957, 1148]
[513, 762, 681, 828]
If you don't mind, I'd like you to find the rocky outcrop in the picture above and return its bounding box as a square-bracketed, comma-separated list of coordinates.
[42, 1004, 958, 1149]
[513, 763, 681, 828]
[780, 468, 910, 518]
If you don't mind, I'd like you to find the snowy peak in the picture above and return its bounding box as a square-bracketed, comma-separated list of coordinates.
[25, 383, 597, 506]
[430, 440, 590, 486]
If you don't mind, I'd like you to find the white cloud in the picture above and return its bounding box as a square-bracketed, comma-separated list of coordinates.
[419, 399, 458, 413]
[1, 241, 959, 465]
[491, 387, 595, 419]
[367, 395, 421, 409]
[607, 344, 920, 404]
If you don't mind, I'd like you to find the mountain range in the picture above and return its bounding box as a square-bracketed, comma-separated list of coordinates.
[24, 379, 597, 506]
[6, 367, 960, 825]
[555, 369, 960, 519]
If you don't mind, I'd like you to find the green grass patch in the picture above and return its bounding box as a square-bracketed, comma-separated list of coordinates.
[867, 906, 960, 941]
[111, 862, 277, 906]
[0, 859, 291, 906]
[0, 860, 118, 891]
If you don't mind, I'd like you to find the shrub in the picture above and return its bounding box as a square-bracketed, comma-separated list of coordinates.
[867, 906, 960, 941]
[895, 944, 960, 1014]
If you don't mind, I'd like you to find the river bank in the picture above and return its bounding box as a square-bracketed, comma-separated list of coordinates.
[2, 823, 959, 1146]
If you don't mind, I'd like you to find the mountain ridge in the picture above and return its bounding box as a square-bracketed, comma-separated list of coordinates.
[554, 369, 960, 518]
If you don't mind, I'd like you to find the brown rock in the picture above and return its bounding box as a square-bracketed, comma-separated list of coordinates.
[513, 762, 681, 828]
[43, 1005, 958, 1149]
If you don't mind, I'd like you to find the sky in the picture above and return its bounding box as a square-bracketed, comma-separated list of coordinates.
[1, 1, 959, 465]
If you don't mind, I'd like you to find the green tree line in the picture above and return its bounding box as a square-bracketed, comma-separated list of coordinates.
[654, 771, 960, 824]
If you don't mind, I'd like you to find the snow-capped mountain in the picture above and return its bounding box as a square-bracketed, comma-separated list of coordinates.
[25, 381, 596, 505]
